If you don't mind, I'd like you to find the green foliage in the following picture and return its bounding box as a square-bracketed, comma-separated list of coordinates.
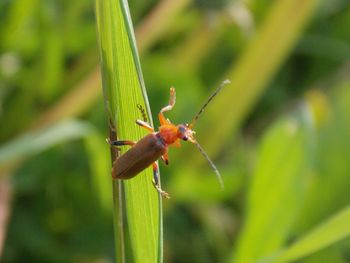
[234, 109, 314, 263]
[1, 0, 350, 262]
[0, 120, 93, 169]
[275, 206, 350, 262]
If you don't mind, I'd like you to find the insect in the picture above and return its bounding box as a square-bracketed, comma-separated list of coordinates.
[108, 80, 230, 198]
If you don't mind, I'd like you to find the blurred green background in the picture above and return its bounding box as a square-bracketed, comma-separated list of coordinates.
[1, 0, 350, 262]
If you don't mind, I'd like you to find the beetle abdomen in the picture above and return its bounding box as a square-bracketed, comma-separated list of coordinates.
[112, 133, 166, 179]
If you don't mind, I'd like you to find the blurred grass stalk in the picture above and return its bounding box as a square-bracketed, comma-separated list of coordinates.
[135, 0, 190, 53]
[94, 0, 163, 262]
[217, 0, 321, 262]
[0, 119, 94, 260]
[0, 177, 12, 258]
[275, 205, 350, 262]
[195, 0, 322, 156]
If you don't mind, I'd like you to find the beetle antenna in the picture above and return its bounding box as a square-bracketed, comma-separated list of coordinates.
[189, 79, 230, 128]
[193, 139, 224, 189]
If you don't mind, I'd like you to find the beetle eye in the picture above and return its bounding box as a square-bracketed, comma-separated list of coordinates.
[182, 136, 188, 141]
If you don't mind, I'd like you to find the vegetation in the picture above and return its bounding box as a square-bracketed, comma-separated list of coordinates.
[1, 0, 350, 262]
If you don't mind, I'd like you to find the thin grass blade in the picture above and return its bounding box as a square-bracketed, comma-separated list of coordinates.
[94, 0, 163, 262]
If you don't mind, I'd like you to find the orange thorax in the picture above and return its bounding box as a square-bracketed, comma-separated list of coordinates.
[158, 124, 179, 145]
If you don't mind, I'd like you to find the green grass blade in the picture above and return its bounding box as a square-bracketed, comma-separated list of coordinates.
[94, 0, 162, 262]
[0, 120, 93, 170]
[233, 108, 314, 263]
[274, 206, 350, 262]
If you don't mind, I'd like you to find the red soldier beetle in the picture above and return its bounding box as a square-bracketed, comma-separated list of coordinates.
[108, 80, 230, 198]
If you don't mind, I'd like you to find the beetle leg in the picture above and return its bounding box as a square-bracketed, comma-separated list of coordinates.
[108, 119, 116, 132]
[106, 139, 135, 148]
[158, 87, 176, 125]
[173, 139, 181, 148]
[135, 103, 154, 132]
[152, 162, 170, 199]
[106, 139, 136, 179]
[137, 104, 148, 122]
[161, 152, 169, 165]
[136, 120, 154, 133]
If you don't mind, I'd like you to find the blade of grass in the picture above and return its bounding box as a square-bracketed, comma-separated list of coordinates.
[195, 0, 321, 156]
[0, 177, 12, 258]
[271, 206, 350, 263]
[233, 107, 315, 263]
[0, 119, 94, 171]
[95, 0, 163, 262]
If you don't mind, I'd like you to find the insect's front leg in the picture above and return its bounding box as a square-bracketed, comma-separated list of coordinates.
[159, 87, 176, 125]
[137, 104, 148, 122]
[136, 104, 155, 133]
[152, 162, 170, 199]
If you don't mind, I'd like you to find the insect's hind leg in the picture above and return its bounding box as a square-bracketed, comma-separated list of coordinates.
[107, 139, 135, 148]
[106, 139, 136, 179]
[152, 162, 170, 199]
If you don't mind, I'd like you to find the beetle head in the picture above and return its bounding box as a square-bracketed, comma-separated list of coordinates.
[177, 124, 224, 188]
[177, 124, 196, 143]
